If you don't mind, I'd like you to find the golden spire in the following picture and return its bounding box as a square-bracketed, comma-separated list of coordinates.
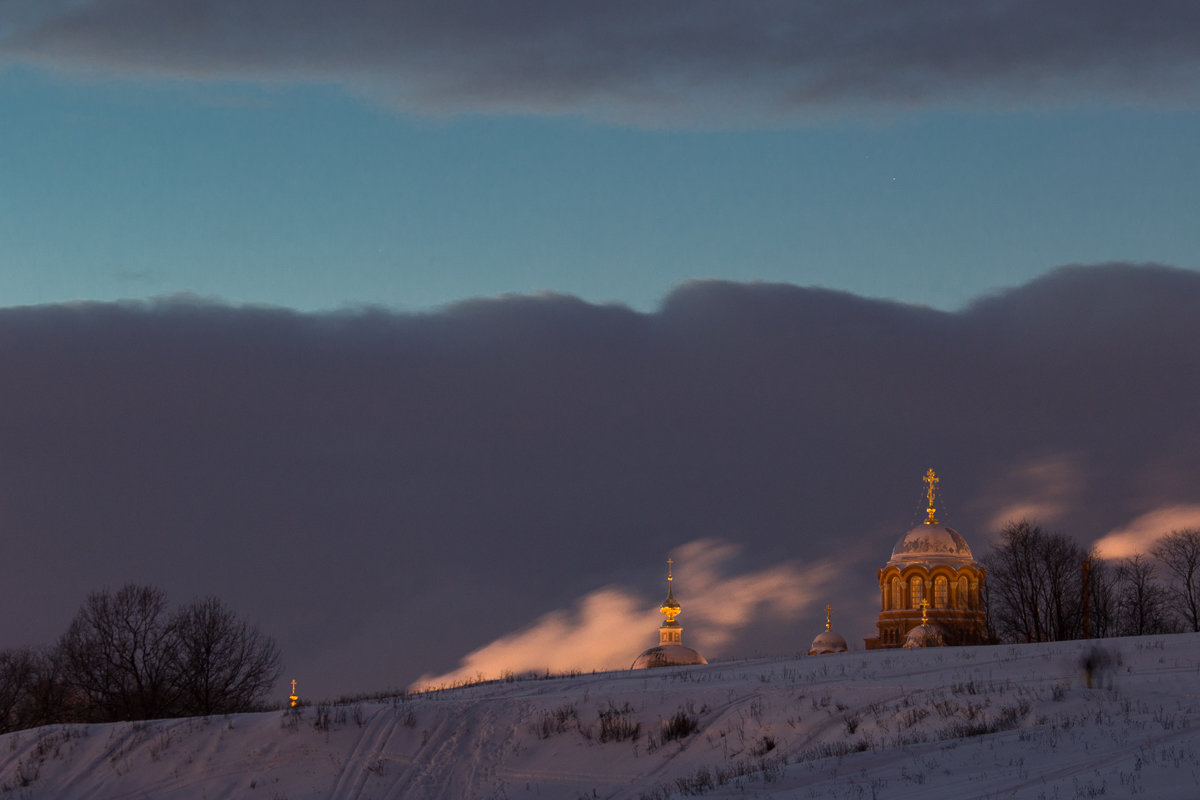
[825, 604, 833, 632]
[660, 557, 681, 624]
[923, 468, 940, 525]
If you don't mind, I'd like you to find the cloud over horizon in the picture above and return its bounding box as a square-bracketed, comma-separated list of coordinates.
[3, 2, 1199, 123]
[414, 538, 836, 689]
[1093, 506, 1200, 560]
[1, 263, 1198, 696]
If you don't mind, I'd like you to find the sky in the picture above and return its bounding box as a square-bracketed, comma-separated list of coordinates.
[2, 1, 1199, 312]
[1, 2, 1200, 699]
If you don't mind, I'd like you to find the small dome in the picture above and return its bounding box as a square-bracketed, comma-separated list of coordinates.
[808, 630, 848, 655]
[632, 644, 708, 670]
[890, 524, 974, 563]
[903, 623, 945, 648]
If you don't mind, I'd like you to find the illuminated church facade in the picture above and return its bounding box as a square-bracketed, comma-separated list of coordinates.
[864, 469, 988, 649]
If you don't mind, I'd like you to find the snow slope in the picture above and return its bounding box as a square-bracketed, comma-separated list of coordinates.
[2, 634, 1198, 799]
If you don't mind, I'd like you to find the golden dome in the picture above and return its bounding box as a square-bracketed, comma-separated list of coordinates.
[660, 585, 681, 622]
[660, 557, 682, 623]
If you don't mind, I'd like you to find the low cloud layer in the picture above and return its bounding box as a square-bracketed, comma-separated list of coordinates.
[3, 2, 1199, 123]
[414, 539, 835, 689]
[983, 455, 1085, 531]
[0, 263, 1198, 696]
[1093, 506, 1200, 560]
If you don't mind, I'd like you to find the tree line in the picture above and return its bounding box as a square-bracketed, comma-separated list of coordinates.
[984, 522, 1200, 643]
[0, 584, 281, 734]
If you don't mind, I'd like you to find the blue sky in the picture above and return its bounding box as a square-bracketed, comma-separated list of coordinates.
[2, 2, 1199, 313]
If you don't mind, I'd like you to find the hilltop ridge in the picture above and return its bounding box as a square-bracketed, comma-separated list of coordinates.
[2, 634, 1198, 799]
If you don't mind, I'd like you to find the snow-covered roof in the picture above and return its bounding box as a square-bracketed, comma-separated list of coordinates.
[889, 523, 976, 564]
[808, 629, 848, 655]
[631, 644, 708, 669]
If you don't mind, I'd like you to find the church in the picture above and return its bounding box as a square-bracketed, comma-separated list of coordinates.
[632, 469, 987, 668]
[863, 469, 988, 649]
[631, 559, 708, 669]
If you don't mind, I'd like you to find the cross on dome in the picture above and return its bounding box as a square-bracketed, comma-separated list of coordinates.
[923, 468, 940, 525]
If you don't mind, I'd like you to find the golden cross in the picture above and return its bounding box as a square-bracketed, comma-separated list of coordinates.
[923, 468, 940, 524]
[920, 598, 930, 624]
[291, 679, 297, 695]
[825, 604, 833, 631]
[666, 557, 674, 581]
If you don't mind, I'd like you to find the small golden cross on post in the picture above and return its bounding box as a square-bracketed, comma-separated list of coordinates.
[920, 598, 930, 624]
[825, 604, 833, 631]
[923, 468, 940, 525]
[666, 557, 674, 581]
[289, 679, 299, 708]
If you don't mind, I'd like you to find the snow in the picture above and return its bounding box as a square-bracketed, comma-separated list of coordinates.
[3, 633, 1199, 799]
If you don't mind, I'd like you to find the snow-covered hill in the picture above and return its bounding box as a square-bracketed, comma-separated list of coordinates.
[3, 634, 1198, 799]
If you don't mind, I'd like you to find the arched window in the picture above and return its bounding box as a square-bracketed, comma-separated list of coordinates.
[934, 576, 948, 609]
[910, 576, 923, 608]
[958, 576, 969, 609]
[891, 577, 901, 610]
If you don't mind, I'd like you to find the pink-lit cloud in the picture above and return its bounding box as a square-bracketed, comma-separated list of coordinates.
[983, 455, 1085, 534]
[671, 539, 835, 651]
[1092, 506, 1200, 560]
[412, 539, 835, 689]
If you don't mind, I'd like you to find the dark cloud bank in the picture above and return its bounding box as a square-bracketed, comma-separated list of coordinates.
[4, 1, 1200, 122]
[1, 264, 1198, 695]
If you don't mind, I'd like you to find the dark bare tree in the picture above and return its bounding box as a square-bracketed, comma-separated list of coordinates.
[0, 649, 35, 734]
[983, 521, 1088, 642]
[1040, 532, 1085, 640]
[1114, 554, 1173, 636]
[57, 584, 180, 721]
[168, 597, 282, 716]
[1151, 529, 1200, 632]
[983, 521, 1045, 642]
[18, 647, 77, 729]
[1085, 554, 1118, 639]
[6, 586, 282, 732]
